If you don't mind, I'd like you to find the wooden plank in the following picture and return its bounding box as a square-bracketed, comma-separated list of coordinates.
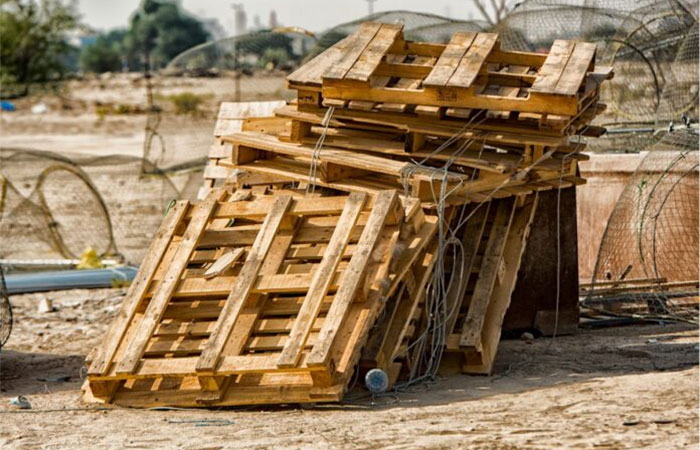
[196, 195, 293, 373]
[554, 42, 596, 96]
[373, 61, 433, 79]
[464, 195, 538, 374]
[530, 40, 576, 94]
[209, 142, 232, 159]
[423, 32, 477, 87]
[115, 190, 224, 375]
[329, 226, 400, 380]
[414, 105, 443, 117]
[197, 223, 368, 249]
[277, 192, 368, 368]
[486, 49, 547, 68]
[203, 195, 352, 221]
[345, 23, 403, 82]
[287, 34, 356, 86]
[448, 33, 498, 88]
[459, 198, 516, 349]
[227, 132, 412, 178]
[213, 101, 285, 136]
[87, 200, 189, 376]
[444, 202, 491, 335]
[203, 164, 230, 181]
[324, 22, 383, 80]
[307, 190, 398, 368]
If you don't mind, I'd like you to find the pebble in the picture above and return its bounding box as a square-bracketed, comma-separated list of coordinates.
[37, 298, 54, 314]
[521, 332, 535, 342]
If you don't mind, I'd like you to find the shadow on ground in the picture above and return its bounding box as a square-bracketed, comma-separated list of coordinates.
[0, 350, 85, 398]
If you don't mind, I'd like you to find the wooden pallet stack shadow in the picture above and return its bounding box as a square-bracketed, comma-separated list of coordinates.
[85, 21, 612, 406]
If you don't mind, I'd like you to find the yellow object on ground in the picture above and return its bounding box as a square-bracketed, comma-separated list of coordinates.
[77, 248, 104, 269]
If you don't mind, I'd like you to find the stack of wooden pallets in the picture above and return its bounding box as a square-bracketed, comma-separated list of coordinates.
[84, 22, 611, 407]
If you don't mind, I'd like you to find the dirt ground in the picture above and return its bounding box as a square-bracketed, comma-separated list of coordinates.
[1, 73, 698, 449]
[0, 74, 288, 157]
[0, 288, 697, 449]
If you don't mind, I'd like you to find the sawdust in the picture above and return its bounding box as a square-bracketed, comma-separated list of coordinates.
[1, 288, 697, 449]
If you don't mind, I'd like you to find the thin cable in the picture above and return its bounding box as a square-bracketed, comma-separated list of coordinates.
[306, 106, 335, 194]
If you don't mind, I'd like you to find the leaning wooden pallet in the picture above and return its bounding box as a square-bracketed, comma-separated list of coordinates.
[84, 189, 438, 407]
[443, 194, 539, 374]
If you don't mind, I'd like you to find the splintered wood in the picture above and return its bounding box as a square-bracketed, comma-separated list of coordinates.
[85, 22, 611, 407]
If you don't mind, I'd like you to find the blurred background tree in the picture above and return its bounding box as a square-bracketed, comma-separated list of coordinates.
[0, 0, 80, 97]
[123, 0, 210, 72]
[80, 29, 127, 73]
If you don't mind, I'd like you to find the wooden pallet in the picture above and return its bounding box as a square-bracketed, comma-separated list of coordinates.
[443, 194, 539, 374]
[277, 102, 604, 157]
[200, 101, 287, 199]
[219, 130, 583, 205]
[288, 22, 613, 122]
[84, 189, 438, 407]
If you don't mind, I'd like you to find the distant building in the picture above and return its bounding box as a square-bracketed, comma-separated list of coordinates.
[269, 10, 279, 28]
[233, 4, 247, 36]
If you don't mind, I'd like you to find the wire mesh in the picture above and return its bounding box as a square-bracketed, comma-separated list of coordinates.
[0, 148, 195, 264]
[0, 264, 11, 349]
[585, 128, 699, 320]
[496, 0, 698, 151]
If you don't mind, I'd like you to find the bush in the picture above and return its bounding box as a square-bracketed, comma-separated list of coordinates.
[80, 30, 126, 73]
[168, 92, 205, 115]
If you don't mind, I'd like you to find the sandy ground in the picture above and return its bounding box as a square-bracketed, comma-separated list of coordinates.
[1, 73, 698, 449]
[0, 74, 288, 157]
[0, 288, 697, 449]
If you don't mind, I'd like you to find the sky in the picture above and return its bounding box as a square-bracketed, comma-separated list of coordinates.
[79, 0, 482, 34]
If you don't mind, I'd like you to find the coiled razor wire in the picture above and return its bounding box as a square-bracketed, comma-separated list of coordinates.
[0, 264, 12, 350]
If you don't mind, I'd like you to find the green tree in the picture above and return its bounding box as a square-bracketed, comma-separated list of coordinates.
[80, 29, 127, 73]
[0, 0, 80, 97]
[124, 0, 210, 71]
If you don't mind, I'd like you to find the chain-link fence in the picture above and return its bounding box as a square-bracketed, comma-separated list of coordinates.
[497, 0, 698, 151]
